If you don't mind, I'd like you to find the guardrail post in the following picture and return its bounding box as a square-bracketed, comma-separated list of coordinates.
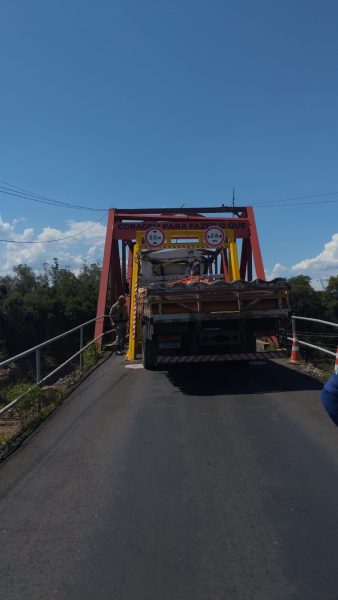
[36, 348, 41, 413]
[35, 348, 41, 383]
[289, 316, 300, 364]
[79, 326, 84, 371]
[291, 316, 296, 338]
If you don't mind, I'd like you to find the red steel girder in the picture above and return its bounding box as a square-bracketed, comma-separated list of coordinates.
[95, 206, 266, 347]
[115, 206, 248, 216]
[114, 214, 248, 222]
[247, 206, 265, 280]
[114, 218, 250, 241]
[94, 209, 115, 344]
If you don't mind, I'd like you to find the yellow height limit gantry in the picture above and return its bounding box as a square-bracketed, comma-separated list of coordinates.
[126, 229, 240, 361]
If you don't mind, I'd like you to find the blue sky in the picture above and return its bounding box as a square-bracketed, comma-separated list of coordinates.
[0, 0, 337, 284]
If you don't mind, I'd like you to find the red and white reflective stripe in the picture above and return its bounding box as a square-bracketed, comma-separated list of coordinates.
[156, 352, 284, 364]
[132, 277, 138, 344]
[291, 333, 299, 351]
[292, 334, 299, 351]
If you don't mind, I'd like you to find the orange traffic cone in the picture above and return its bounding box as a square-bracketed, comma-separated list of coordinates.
[289, 333, 300, 364]
[334, 346, 338, 374]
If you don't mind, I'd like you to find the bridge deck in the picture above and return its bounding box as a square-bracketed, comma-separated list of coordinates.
[0, 357, 337, 599]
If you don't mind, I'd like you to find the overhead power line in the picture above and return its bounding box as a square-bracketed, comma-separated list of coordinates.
[252, 191, 338, 206]
[253, 198, 338, 208]
[0, 179, 108, 212]
[1, 176, 338, 212]
[0, 214, 107, 244]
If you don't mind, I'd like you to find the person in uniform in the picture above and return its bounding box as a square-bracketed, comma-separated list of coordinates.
[190, 258, 201, 276]
[109, 295, 128, 355]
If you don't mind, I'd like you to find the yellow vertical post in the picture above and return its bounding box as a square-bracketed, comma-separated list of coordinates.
[228, 244, 233, 281]
[126, 241, 140, 360]
[227, 231, 240, 281]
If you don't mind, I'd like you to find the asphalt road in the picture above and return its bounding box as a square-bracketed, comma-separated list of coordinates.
[1, 356, 338, 599]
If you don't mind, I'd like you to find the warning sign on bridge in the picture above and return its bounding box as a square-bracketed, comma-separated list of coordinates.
[204, 226, 225, 248]
[144, 227, 165, 248]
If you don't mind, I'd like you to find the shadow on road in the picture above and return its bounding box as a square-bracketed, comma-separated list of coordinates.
[163, 360, 323, 396]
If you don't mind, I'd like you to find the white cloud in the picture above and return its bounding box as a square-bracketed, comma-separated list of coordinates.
[0, 215, 106, 276]
[0, 215, 16, 237]
[265, 262, 288, 280]
[264, 234, 338, 286]
[36, 227, 63, 242]
[292, 233, 338, 277]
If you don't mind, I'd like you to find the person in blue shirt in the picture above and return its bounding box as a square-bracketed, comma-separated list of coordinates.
[321, 373, 338, 426]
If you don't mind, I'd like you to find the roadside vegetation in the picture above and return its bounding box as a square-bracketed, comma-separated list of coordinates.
[0, 260, 106, 458]
[0, 259, 101, 360]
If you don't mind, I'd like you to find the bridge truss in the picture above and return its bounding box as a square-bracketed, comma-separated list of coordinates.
[94, 206, 266, 347]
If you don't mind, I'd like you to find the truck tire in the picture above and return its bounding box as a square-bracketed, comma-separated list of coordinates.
[142, 337, 157, 370]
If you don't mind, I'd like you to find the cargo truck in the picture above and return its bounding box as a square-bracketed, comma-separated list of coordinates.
[135, 246, 288, 369]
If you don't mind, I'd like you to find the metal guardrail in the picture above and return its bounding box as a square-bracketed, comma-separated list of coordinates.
[0, 315, 112, 417]
[291, 316, 338, 329]
[287, 315, 338, 359]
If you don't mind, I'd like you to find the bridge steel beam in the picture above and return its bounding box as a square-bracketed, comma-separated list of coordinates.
[94, 209, 117, 345]
[95, 206, 266, 349]
[246, 206, 265, 280]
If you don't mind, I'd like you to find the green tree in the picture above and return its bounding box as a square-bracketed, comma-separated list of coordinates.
[288, 275, 325, 318]
[0, 261, 101, 360]
[12, 264, 37, 294]
[324, 275, 338, 322]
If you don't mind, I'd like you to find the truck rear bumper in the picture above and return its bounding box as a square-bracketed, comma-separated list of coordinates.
[156, 351, 285, 364]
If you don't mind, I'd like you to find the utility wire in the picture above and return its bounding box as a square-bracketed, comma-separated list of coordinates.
[252, 191, 338, 206]
[252, 198, 338, 208]
[0, 179, 108, 212]
[0, 179, 66, 203]
[0, 214, 107, 244]
[2, 177, 338, 211]
[0, 186, 108, 212]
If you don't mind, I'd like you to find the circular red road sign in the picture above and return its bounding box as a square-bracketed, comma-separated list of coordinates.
[144, 227, 165, 248]
[204, 226, 225, 248]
